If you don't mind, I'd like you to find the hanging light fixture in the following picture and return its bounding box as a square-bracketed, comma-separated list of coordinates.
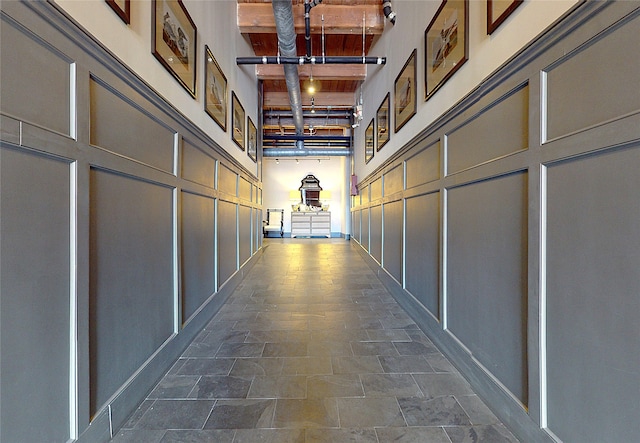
[306, 64, 317, 95]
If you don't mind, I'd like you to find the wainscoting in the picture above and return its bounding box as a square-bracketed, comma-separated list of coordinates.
[352, 3, 640, 442]
[1, 2, 261, 442]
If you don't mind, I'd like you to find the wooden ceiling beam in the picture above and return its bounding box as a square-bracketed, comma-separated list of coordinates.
[255, 64, 366, 81]
[264, 91, 355, 108]
[238, 3, 384, 35]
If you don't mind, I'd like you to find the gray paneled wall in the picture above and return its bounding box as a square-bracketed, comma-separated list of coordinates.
[0, 14, 72, 136]
[0, 2, 262, 442]
[361, 208, 370, 252]
[447, 84, 529, 174]
[369, 205, 382, 264]
[545, 146, 640, 443]
[90, 78, 176, 173]
[352, 3, 640, 442]
[239, 204, 253, 266]
[404, 192, 440, 319]
[544, 12, 640, 141]
[218, 199, 239, 286]
[382, 199, 402, 284]
[89, 168, 176, 413]
[1, 147, 72, 443]
[352, 208, 361, 243]
[447, 171, 528, 406]
[181, 191, 216, 323]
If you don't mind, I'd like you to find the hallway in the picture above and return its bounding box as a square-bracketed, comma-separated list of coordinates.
[110, 240, 519, 443]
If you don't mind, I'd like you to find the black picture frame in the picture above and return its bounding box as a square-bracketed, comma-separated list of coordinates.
[376, 93, 390, 151]
[247, 116, 257, 162]
[488, 0, 523, 34]
[204, 45, 227, 131]
[152, 0, 197, 97]
[231, 91, 245, 150]
[106, 0, 130, 24]
[365, 118, 375, 164]
[394, 49, 417, 133]
[424, 0, 468, 101]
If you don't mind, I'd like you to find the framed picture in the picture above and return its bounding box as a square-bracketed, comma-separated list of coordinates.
[365, 118, 375, 164]
[376, 93, 390, 151]
[425, 0, 468, 101]
[247, 116, 257, 162]
[394, 49, 417, 133]
[152, 0, 197, 97]
[231, 92, 245, 150]
[487, 0, 523, 34]
[204, 45, 227, 131]
[106, 0, 130, 24]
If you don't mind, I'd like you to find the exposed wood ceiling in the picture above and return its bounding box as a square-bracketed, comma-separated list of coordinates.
[237, 0, 387, 135]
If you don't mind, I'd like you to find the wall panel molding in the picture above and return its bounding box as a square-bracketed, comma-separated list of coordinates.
[0, 2, 264, 441]
[0, 145, 73, 443]
[446, 83, 529, 174]
[544, 143, 640, 442]
[352, 2, 640, 442]
[544, 7, 640, 142]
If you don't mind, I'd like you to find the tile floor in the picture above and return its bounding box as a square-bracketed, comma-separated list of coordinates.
[111, 239, 520, 443]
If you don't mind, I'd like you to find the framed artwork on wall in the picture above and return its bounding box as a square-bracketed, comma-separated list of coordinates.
[487, 0, 523, 34]
[365, 118, 375, 164]
[106, 0, 130, 24]
[425, 0, 468, 101]
[152, 0, 197, 97]
[204, 45, 227, 131]
[231, 92, 245, 150]
[376, 93, 390, 151]
[394, 49, 417, 133]
[247, 116, 257, 162]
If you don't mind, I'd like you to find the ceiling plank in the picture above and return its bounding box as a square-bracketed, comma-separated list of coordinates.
[264, 91, 355, 108]
[238, 3, 384, 35]
[256, 64, 366, 81]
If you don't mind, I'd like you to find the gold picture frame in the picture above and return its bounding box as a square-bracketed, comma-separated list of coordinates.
[231, 91, 245, 150]
[106, 0, 130, 24]
[247, 116, 257, 162]
[376, 93, 390, 151]
[394, 49, 417, 133]
[204, 45, 227, 131]
[365, 118, 375, 164]
[488, 0, 523, 34]
[152, 0, 197, 97]
[425, 0, 468, 101]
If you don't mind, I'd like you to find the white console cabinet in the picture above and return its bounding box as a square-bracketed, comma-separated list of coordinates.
[291, 211, 331, 238]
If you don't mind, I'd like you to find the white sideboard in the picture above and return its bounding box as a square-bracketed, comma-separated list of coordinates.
[291, 211, 331, 238]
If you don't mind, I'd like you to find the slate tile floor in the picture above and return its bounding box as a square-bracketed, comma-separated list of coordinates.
[111, 239, 519, 443]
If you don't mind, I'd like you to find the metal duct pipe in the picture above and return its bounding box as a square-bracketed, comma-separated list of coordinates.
[264, 134, 350, 142]
[383, 1, 396, 25]
[264, 109, 352, 118]
[268, 142, 350, 148]
[237, 56, 386, 65]
[272, 0, 304, 135]
[264, 148, 350, 157]
[305, 0, 323, 57]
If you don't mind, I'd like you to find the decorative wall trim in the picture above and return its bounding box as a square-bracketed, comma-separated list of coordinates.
[27, 0, 257, 180]
[352, 2, 640, 442]
[356, 0, 605, 190]
[1, 1, 264, 441]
